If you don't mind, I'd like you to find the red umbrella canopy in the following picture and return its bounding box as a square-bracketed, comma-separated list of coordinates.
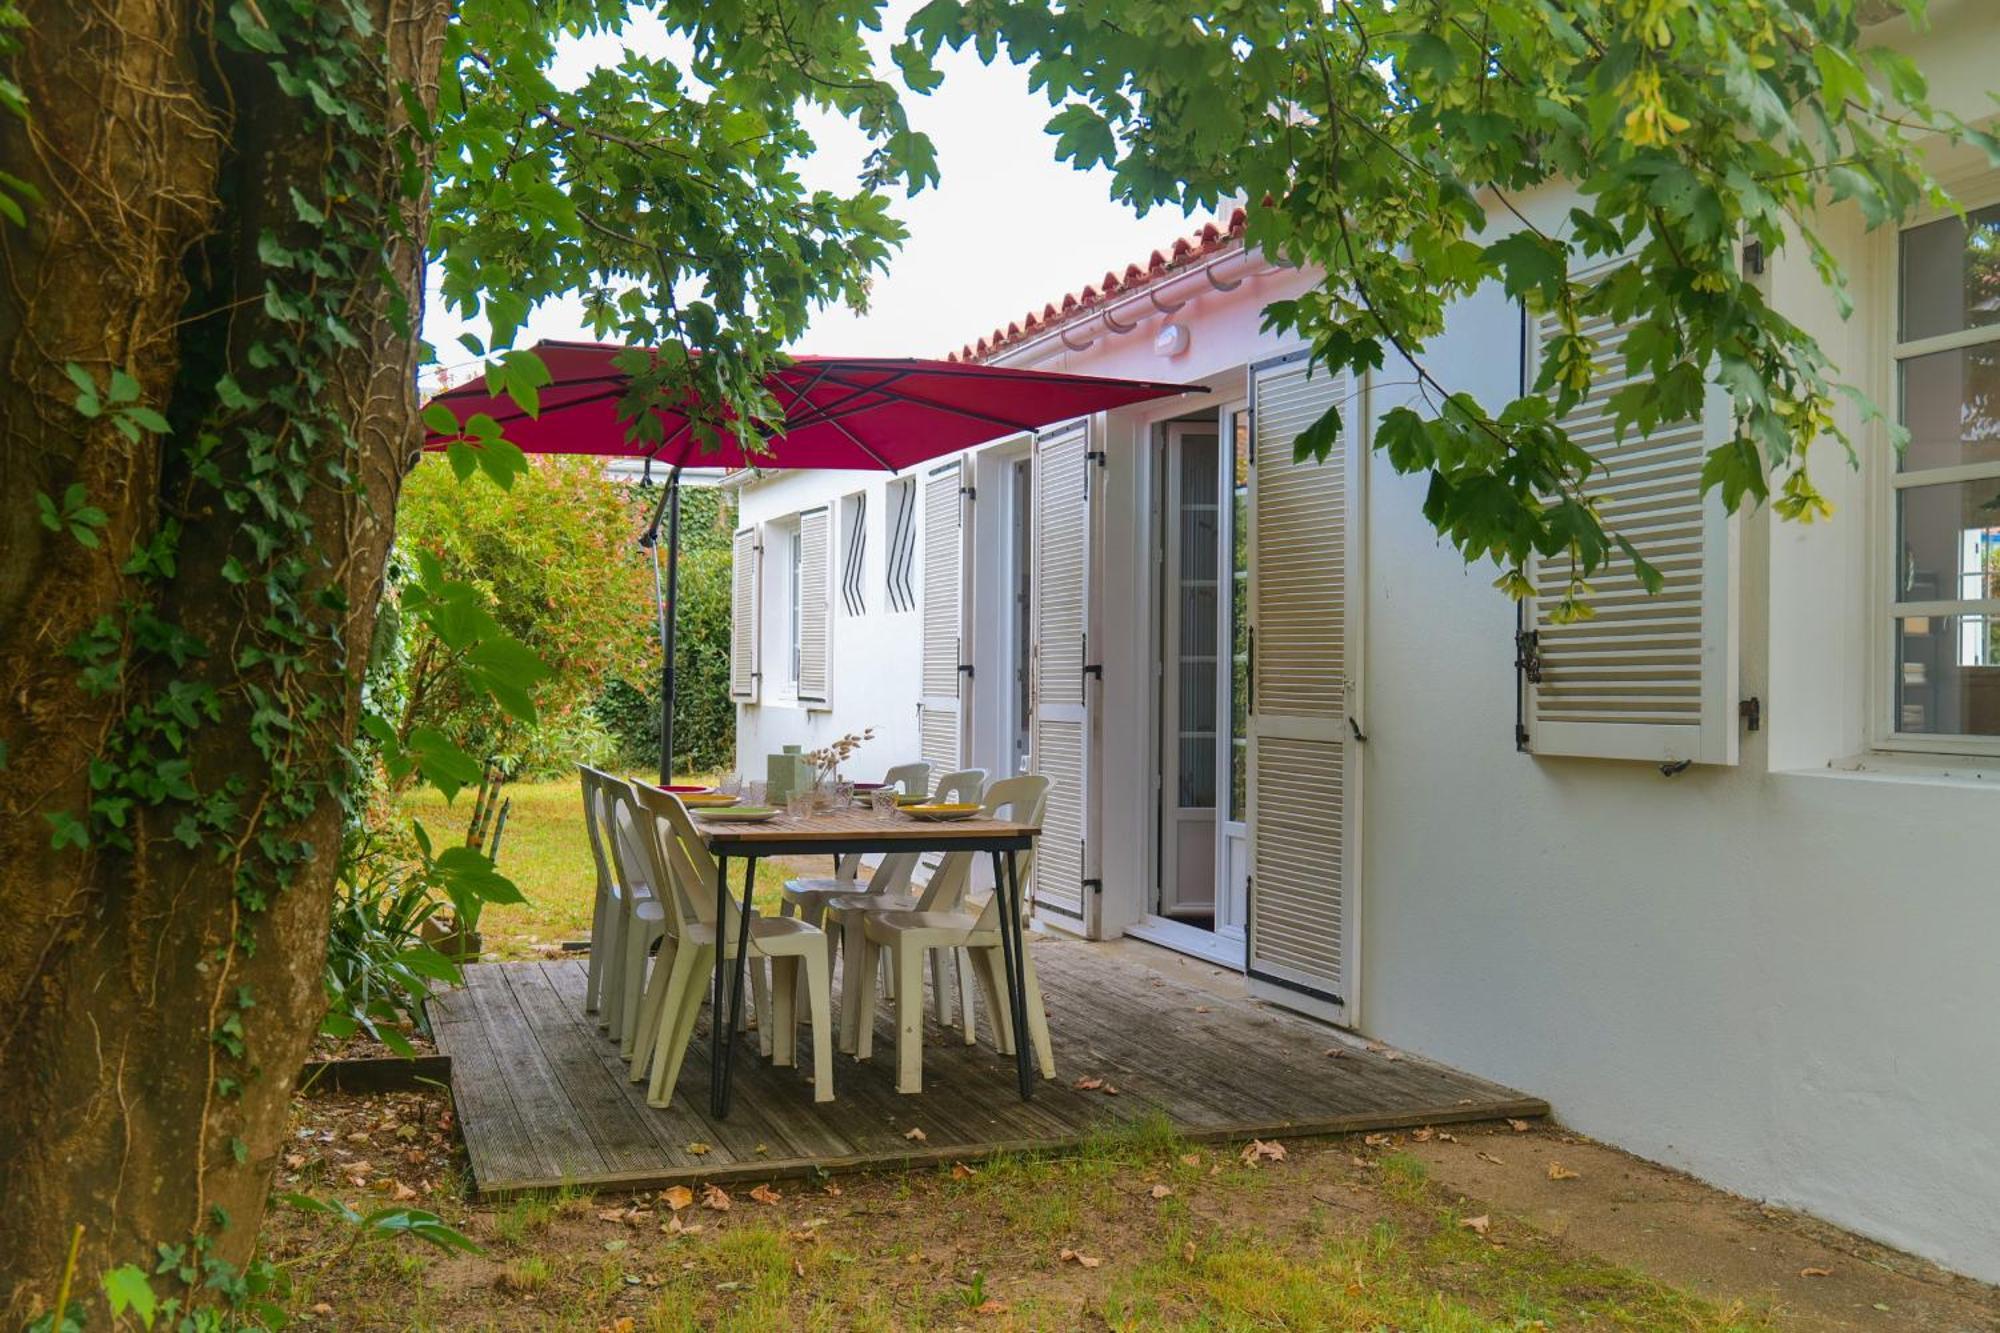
[423, 340, 1200, 470]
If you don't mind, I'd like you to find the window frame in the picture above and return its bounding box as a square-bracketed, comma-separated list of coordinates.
[1872, 174, 2000, 758]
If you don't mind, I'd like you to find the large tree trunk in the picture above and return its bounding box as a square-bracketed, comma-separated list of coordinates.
[0, 2, 448, 1318]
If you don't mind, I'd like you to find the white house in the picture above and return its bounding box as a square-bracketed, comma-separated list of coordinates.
[728, 3, 2000, 1284]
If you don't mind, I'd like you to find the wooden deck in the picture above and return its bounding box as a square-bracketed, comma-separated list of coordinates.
[431, 943, 1547, 1198]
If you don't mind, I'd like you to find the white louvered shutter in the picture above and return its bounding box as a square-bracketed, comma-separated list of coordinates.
[918, 462, 967, 774]
[729, 528, 760, 701]
[1030, 422, 1093, 925]
[796, 506, 832, 705]
[1524, 306, 1739, 765]
[1246, 354, 1352, 1014]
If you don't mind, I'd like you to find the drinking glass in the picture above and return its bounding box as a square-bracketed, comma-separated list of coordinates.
[833, 781, 855, 812]
[743, 780, 764, 806]
[719, 774, 742, 798]
[786, 790, 813, 819]
[870, 788, 898, 821]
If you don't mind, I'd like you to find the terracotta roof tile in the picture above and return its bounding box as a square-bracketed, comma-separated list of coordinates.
[948, 206, 1247, 362]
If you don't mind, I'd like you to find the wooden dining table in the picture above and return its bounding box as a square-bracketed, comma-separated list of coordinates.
[689, 807, 1042, 1119]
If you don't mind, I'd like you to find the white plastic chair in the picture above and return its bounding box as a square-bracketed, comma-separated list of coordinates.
[777, 760, 933, 923]
[578, 766, 664, 1049]
[851, 774, 1052, 1094]
[625, 785, 836, 1107]
[825, 767, 987, 1050]
[578, 766, 617, 1016]
[599, 782, 669, 1059]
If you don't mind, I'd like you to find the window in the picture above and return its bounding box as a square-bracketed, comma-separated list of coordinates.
[839, 491, 867, 615]
[1890, 203, 2000, 745]
[885, 476, 917, 611]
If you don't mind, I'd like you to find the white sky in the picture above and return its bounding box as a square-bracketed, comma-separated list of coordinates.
[422, 7, 1214, 378]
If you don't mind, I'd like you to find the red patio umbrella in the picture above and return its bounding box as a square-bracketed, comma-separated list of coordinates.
[423, 340, 1201, 782]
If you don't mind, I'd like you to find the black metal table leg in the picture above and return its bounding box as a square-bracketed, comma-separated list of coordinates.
[990, 850, 1034, 1101]
[710, 853, 730, 1116]
[717, 855, 757, 1117]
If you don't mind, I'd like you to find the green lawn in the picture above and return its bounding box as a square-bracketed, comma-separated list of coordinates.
[395, 777, 803, 960]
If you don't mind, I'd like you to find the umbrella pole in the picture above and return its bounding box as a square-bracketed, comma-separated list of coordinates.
[643, 466, 684, 787]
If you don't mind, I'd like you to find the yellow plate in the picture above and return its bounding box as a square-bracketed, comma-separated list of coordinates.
[682, 792, 742, 808]
[900, 803, 981, 821]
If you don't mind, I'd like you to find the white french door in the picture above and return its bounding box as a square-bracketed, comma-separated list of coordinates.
[1158, 423, 1221, 920]
[1246, 351, 1357, 1022]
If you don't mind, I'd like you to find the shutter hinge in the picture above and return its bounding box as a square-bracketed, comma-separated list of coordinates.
[1085, 449, 1107, 467]
[1515, 722, 1531, 751]
[1082, 877, 1102, 896]
[1739, 696, 1762, 732]
[961, 484, 977, 500]
[1514, 628, 1542, 684]
[959, 662, 975, 679]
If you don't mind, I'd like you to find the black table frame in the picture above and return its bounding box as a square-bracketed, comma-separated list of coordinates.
[700, 829, 1037, 1119]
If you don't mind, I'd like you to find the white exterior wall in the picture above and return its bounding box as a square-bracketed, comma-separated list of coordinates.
[733, 469, 925, 778]
[1359, 6, 2000, 1279]
[732, 0, 2000, 1281]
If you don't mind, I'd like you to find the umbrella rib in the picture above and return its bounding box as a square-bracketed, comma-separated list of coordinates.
[807, 369, 1046, 433]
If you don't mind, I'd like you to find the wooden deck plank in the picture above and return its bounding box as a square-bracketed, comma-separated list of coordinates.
[461, 965, 607, 1185]
[447, 942, 1549, 1199]
[546, 958, 857, 1165]
[427, 987, 557, 1187]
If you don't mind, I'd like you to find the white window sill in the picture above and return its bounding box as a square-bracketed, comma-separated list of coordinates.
[1779, 751, 2000, 789]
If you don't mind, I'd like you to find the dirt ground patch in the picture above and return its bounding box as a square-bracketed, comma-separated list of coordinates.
[1403, 1120, 2000, 1331]
[258, 1083, 1999, 1331]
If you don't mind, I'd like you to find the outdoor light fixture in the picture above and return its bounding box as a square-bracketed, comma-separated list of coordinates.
[1154, 321, 1190, 357]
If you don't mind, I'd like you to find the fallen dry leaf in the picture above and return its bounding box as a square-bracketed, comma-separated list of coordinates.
[1073, 1076, 1104, 1091]
[822, 1181, 843, 1197]
[974, 1298, 1010, 1316]
[904, 1126, 928, 1142]
[1507, 1119, 1531, 1134]
[1059, 1248, 1103, 1269]
[663, 1215, 705, 1236]
[1101, 1084, 1120, 1096]
[701, 1184, 731, 1211]
[283, 1153, 307, 1171]
[607, 1318, 635, 1333]
[1179, 1152, 1201, 1168]
[1149, 1183, 1173, 1200]
[1411, 1127, 1435, 1143]
[597, 1208, 627, 1223]
[1194, 1005, 1211, 1014]
[686, 1141, 712, 1156]
[1459, 1214, 1491, 1236]
[661, 1185, 694, 1212]
[1363, 1133, 1392, 1148]
[748, 1184, 782, 1206]
[1240, 1138, 1287, 1165]
[951, 1162, 974, 1181]
[1547, 1162, 1580, 1181]
[390, 1181, 418, 1202]
[1323, 1047, 1345, 1059]
[1437, 1131, 1457, 1143]
[1799, 1267, 1833, 1279]
[1476, 1152, 1506, 1166]
[1181, 1240, 1197, 1264]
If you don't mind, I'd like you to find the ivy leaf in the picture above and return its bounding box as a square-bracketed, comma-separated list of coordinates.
[102, 1266, 158, 1330]
[45, 810, 88, 851]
